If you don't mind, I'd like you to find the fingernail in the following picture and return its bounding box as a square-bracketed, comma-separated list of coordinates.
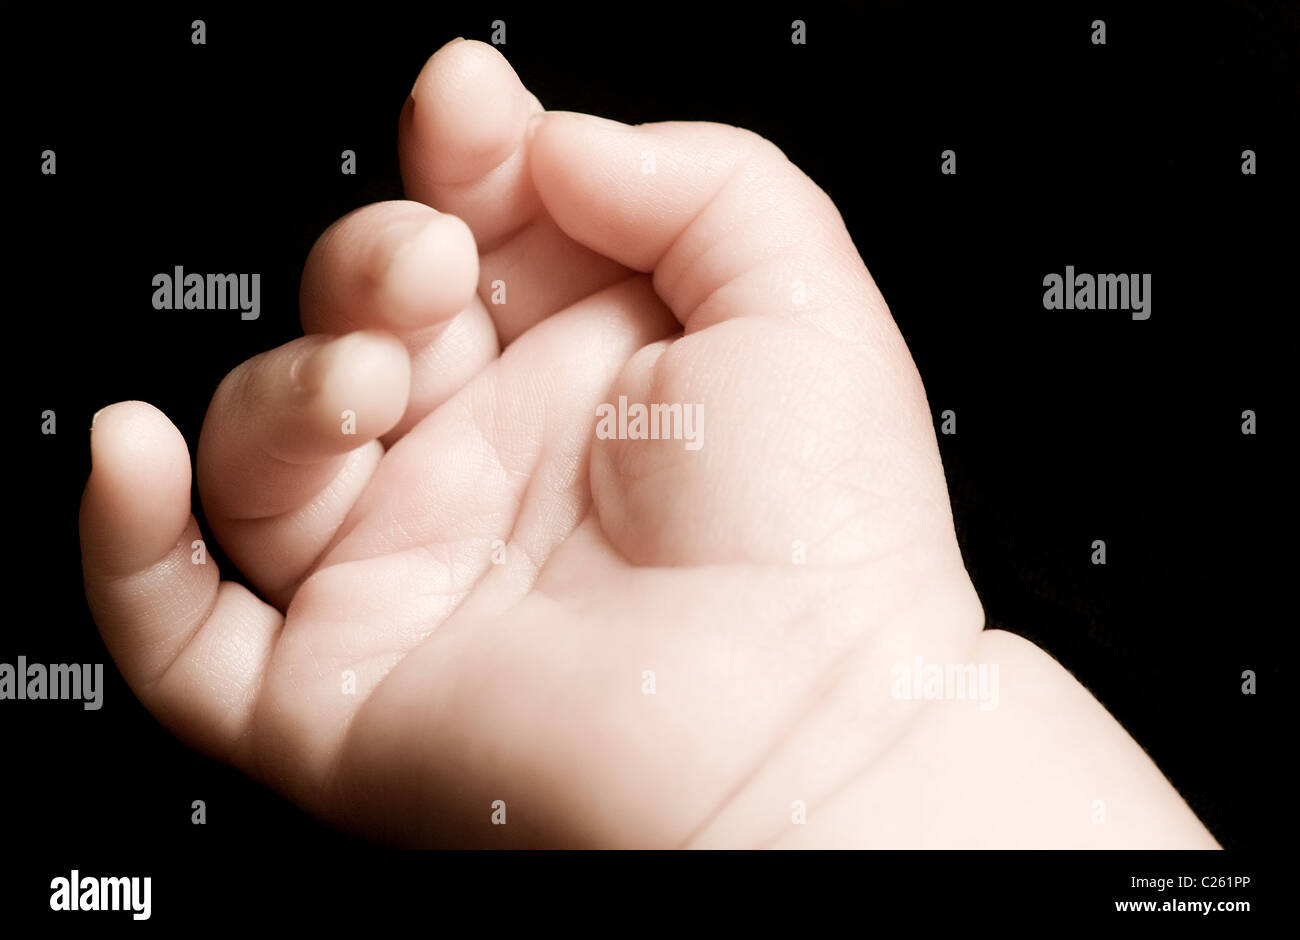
[413, 38, 468, 94]
[298, 335, 349, 398]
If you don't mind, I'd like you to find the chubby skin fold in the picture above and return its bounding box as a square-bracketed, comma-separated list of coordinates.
[78, 40, 1217, 848]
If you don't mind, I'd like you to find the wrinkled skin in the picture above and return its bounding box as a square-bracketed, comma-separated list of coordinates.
[80, 40, 1216, 848]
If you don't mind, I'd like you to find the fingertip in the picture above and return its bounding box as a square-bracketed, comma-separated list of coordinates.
[297, 331, 411, 449]
[409, 39, 533, 185]
[83, 401, 193, 575]
[89, 400, 190, 488]
[301, 202, 480, 335]
[399, 41, 544, 245]
[379, 213, 479, 327]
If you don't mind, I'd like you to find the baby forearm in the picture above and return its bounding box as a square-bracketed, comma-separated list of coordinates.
[779, 629, 1218, 848]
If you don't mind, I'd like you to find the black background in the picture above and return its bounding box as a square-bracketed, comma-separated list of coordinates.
[6, 0, 1292, 902]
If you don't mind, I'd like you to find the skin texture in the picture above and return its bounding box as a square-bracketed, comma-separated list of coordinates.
[79, 40, 1218, 848]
